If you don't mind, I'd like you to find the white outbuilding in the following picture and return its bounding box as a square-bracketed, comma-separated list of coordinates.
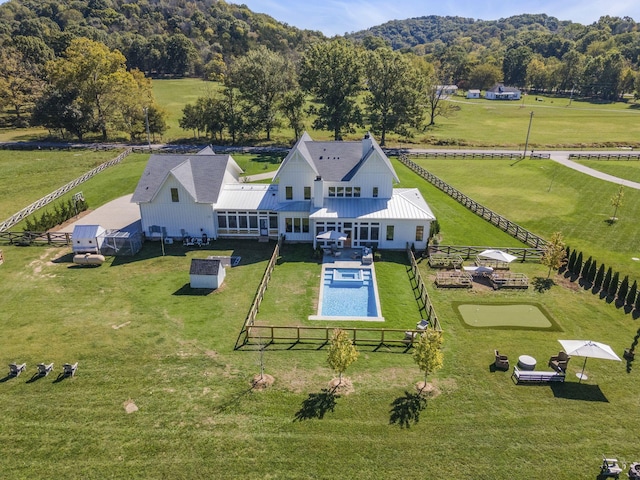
[189, 258, 225, 290]
[72, 224, 106, 253]
[467, 89, 481, 99]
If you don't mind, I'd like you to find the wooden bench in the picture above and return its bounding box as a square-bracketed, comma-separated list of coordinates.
[511, 366, 565, 384]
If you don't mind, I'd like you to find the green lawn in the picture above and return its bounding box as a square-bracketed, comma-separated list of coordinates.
[406, 157, 640, 279]
[0, 149, 126, 220]
[575, 159, 640, 184]
[2, 138, 640, 478]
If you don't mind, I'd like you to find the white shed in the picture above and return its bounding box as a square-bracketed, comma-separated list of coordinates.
[467, 89, 481, 99]
[190, 258, 225, 289]
[72, 225, 106, 253]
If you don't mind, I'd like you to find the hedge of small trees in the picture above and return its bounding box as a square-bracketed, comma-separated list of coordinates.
[564, 246, 640, 312]
[23, 197, 88, 232]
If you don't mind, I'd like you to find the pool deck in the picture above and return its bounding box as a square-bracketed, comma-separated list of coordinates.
[309, 248, 385, 322]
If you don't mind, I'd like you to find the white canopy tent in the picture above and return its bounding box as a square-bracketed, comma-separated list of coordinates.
[316, 230, 347, 242]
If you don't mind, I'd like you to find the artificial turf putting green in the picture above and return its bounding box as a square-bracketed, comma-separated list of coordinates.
[455, 302, 560, 330]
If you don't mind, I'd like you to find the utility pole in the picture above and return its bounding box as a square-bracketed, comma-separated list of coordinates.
[523, 111, 534, 159]
[144, 106, 151, 150]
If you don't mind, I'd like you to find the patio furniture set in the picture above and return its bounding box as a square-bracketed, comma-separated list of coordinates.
[598, 457, 640, 479]
[8, 362, 78, 379]
[493, 350, 571, 383]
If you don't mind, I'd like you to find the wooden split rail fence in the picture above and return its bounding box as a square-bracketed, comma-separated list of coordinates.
[0, 148, 132, 233]
[407, 246, 442, 331]
[396, 151, 550, 160]
[0, 230, 72, 246]
[428, 245, 543, 262]
[398, 154, 548, 249]
[569, 153, 640, 161]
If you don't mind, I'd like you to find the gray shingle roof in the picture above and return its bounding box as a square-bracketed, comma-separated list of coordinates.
[190, 258, 221, 276]
[131, 154, 235, 204]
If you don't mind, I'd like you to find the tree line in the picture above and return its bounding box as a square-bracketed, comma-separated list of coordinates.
[179, 40, 456, 145]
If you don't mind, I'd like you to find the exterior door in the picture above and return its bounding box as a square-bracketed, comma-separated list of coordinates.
[259, 218, 268, 236]
[344, 229, 352, 248]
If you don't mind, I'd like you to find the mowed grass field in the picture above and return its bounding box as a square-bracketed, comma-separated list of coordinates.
[2, 149, 640, 478]
[407, 157, 640, 280]
[1, 221, 639, 477]
[151, 79, 640, 147]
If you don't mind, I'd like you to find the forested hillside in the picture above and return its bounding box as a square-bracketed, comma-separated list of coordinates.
[0, 0, 324, 77]
[349, 14, 640, 97]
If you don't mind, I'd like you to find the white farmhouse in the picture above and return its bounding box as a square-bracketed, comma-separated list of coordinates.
[131, 133, 436, 250]
[485, 84, 521, 100]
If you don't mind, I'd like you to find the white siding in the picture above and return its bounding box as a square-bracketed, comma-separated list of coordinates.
[379, 220, 430, 250]
[351, 153, 394, 199]
[190, 269, 225, 289]
[140, 178, 215, 238]
[276, 152, 316, 202]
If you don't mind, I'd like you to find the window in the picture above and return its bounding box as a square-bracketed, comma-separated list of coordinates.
[228, 216, 237, 228]
[285, 186, 293, 200]
[329, 187, 336, 197]
[249, 216, 258, 229]
[302, 218, 309, 233]
[359, 226, 369, 241]
[304, 186, 311, 200]
[373, 187, 378, 198]
[285, 218, 293, 233]
[345, 187, 352, 197]
[386, 225, 394, 241]
[170, 188, 179, 202]
[416, 225, 424, 242]
[337, 186, 344, 197]
[371, 226, 379, 241]
[269, 215, 278, 229]
[239, 216, 248, 229]
[354, 187, 361, 197]
[217, 215, 227, 228]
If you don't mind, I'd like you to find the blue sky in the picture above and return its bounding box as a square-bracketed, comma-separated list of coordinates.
[238, 0, 640, 36]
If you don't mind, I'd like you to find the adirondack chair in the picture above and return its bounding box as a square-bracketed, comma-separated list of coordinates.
[37, 363, 53, 376]
[63, 362, 78, 377]
[9, 363, 26, 376]
[494, 350, 510, 371]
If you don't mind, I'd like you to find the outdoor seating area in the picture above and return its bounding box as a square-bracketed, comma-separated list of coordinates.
[63, 362, 78, 377]
[548, 351, 571, 372]
[428, 253, 463, 269]
[489, 272, 529, 289]
[37, 362, 54, 376]
[435, 271, 473, 288]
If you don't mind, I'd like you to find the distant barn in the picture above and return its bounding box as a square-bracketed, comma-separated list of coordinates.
[189, 258, 225, 289]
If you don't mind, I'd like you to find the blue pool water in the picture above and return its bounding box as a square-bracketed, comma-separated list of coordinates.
[321, 268, 378, 317]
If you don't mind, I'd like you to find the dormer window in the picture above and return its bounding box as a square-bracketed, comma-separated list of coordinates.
[171, 188, 179, 202]
[373, 187, 378, 198]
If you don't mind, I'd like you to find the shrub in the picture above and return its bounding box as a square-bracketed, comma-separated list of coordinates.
[573, 252, 583, 276]
[594, 264, 605, 291]
[627, 280, 638, 308]
[587, 260, 597, 284]
[619, 276, 629, 303]
[609, 272, 620, 299]
[603, 267, 613, 293]
[581, 256, 592, 280]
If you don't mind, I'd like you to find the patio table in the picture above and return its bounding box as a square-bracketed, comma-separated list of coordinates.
[518, 355, 536, 370]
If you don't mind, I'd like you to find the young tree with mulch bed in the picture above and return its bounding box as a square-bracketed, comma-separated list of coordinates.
[541, 231, 567, 278]
[413, 328, 443, 393]
[327, 328, 359, 387]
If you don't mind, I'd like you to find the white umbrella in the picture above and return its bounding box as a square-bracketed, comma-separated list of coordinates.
[316, 230, 347, 241]
[478, 249, 518, 263]
[558, 339, 621, 382]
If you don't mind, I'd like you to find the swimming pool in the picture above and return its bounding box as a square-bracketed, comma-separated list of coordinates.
[309, 267, 384, 321]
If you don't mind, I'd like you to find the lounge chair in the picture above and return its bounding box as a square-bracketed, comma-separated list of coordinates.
[37, 363, 54, 376]
[63, 362, 78, 377]
[9, 363, 26, 376]
[549, 351, 571, 372]
[494, 350, 509, 371]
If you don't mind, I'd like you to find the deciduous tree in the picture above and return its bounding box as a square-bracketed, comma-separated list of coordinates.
[327, 328, 359, 386]
[541, 231, 567, 278]
[364, 48, 422, 145]
[300, 39, 363, 140]
[412, 328, 443, 392]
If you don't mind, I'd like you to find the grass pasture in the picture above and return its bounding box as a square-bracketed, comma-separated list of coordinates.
[2, 145, 640, 478]
[0, 237, 639, 479]
[407, 157, 640, 280]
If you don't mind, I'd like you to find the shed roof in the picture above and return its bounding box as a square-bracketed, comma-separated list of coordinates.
[131, 154, 242, 204]
[190, 258, 221, 276]
[72, 224, 106, 238]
